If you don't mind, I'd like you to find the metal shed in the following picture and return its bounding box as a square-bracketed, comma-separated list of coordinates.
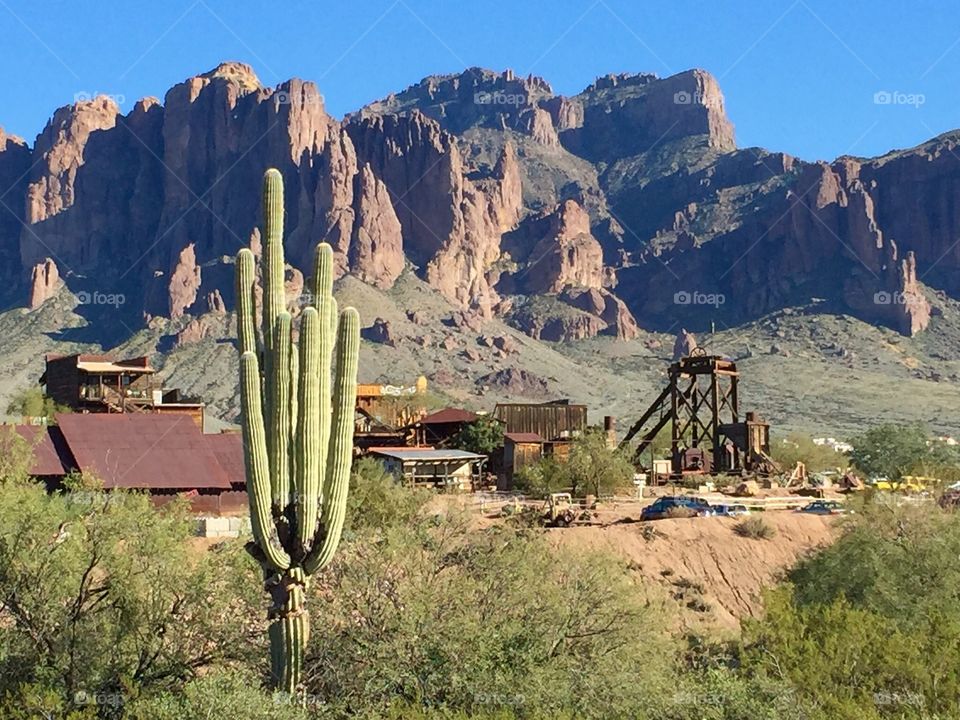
[370, 448, 486, 491]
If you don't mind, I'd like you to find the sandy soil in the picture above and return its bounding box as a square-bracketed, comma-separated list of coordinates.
[550, 511, 840, 632]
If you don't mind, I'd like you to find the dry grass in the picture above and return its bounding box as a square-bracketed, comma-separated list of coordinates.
[734, 515, 776, 540]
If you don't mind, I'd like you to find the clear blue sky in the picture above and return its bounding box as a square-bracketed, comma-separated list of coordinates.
[1, 0, 957, 161]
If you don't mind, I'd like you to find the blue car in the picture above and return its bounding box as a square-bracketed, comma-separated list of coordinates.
[641, 496, 715, 521]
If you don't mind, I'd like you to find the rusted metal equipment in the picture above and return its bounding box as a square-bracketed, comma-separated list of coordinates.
[620, 349, 780, 479]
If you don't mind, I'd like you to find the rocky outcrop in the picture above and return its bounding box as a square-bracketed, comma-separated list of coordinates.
[4, 61, 958, 342]
[476, 368, 550, 398]
[354, 68, 558, 144]
[0, 129, 32, 287]
[361, 317, 398, 346]
[28, 258, 62, 309]
[348, 113, 521, 314]
[673, 329, 698, 360]
[524, 200, 605, 294]
[559, 287, 640, 340]
[168, 244, 201, 319]
[514, 310, 606, 342]
[563, 69, 736, 161]
[349, 164, 404, 288]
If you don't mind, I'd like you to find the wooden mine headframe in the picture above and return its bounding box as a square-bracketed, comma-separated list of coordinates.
[620, 348, 776, 477]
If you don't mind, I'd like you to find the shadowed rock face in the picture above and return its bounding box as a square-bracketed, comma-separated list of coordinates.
[0, 62, 955, 339]
[0, 128, 31, 287]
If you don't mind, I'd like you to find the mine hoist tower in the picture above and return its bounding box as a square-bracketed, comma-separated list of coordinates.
[620, 348, 778, 479]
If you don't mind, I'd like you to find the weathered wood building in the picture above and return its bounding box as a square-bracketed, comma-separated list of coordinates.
[41, 354, 205, 429]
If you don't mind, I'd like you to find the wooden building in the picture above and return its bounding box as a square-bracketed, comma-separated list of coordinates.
[493, 400, 587, 441]
[409, 407, 480, 447]
[41, 354, 205, 430]
[502, 432, 544, 488]
[13, 413, 246, 515]
[370, 447, 486, 491]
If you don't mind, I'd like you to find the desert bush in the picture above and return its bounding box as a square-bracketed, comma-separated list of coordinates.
[848, 422, 959, 482]
[126, 671, 306, 720]
[565, 428, 636, 497]
[306, 508, 679, 718]
[0, 477, 260, 715]
[345, 456, 430, 534]
[733, 516, 775, 539]
[5, 385, 71, 422]
[741, 502, 960, 718]
[453, 415, 504, 456]
[513, 455, 566, 497]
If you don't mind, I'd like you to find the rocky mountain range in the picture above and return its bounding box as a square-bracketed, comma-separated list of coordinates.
[4, 61, 958, 349]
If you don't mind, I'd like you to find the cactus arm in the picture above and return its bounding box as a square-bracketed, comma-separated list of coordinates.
[239, 351, 291, 571]
[236, 249, 258, 356]
[288, 343, 299, 493]
[313, 244, 335, 496]
[294, 308, 321, 554]
[262, 168, 286, 353]
[304, 307, 360, 574]
[262, 168, 285, 486]
[270, 313, 293, 509]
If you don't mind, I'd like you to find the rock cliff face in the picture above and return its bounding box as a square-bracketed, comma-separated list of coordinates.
[0, 128, 31, 286]
[28, 258, 61, 309]
[346, 112, 521, 315]
[524, 200, 606, 294]
[2, 61, 959, 341]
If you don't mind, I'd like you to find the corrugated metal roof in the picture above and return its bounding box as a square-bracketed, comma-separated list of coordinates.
[371, 448, 485, 462]
[203, 432, 246, 485]
[13, 425, 72, 475]
[55, 413, 231, 490]
[420, 408, 479, 425]
[504, 432, 543, 443]
[76, 360, 156, 374]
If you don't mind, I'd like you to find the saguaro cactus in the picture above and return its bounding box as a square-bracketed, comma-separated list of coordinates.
[236, 168, 360, 694]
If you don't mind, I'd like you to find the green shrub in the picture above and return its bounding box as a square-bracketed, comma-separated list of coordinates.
[345, 456, 430, 534]
[306, 510, 679, 718]
[733, 516, 775, 539]
[0, 479, 260, 714]
[513, 455, 566, 497]
[741, 502, 960, 717]
[516, 430, 635, 499]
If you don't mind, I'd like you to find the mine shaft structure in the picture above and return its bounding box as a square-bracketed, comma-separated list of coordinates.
[621, 348, 779, 478]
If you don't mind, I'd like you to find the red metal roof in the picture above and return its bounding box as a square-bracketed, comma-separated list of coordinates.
[420, 408, 479, 425]
[504, 432, 544, 444]
[203, 432, 246, 485]
[13, 425, 71, 475]
[54, 413, 232, 490]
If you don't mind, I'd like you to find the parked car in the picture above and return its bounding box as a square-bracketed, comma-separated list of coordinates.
[797, 499, 849, 515]
[641, 496, 715, 521]
[713, 503, 750, 517]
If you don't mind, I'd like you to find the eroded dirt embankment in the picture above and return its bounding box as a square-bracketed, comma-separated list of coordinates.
[551, 513, 840, 632]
